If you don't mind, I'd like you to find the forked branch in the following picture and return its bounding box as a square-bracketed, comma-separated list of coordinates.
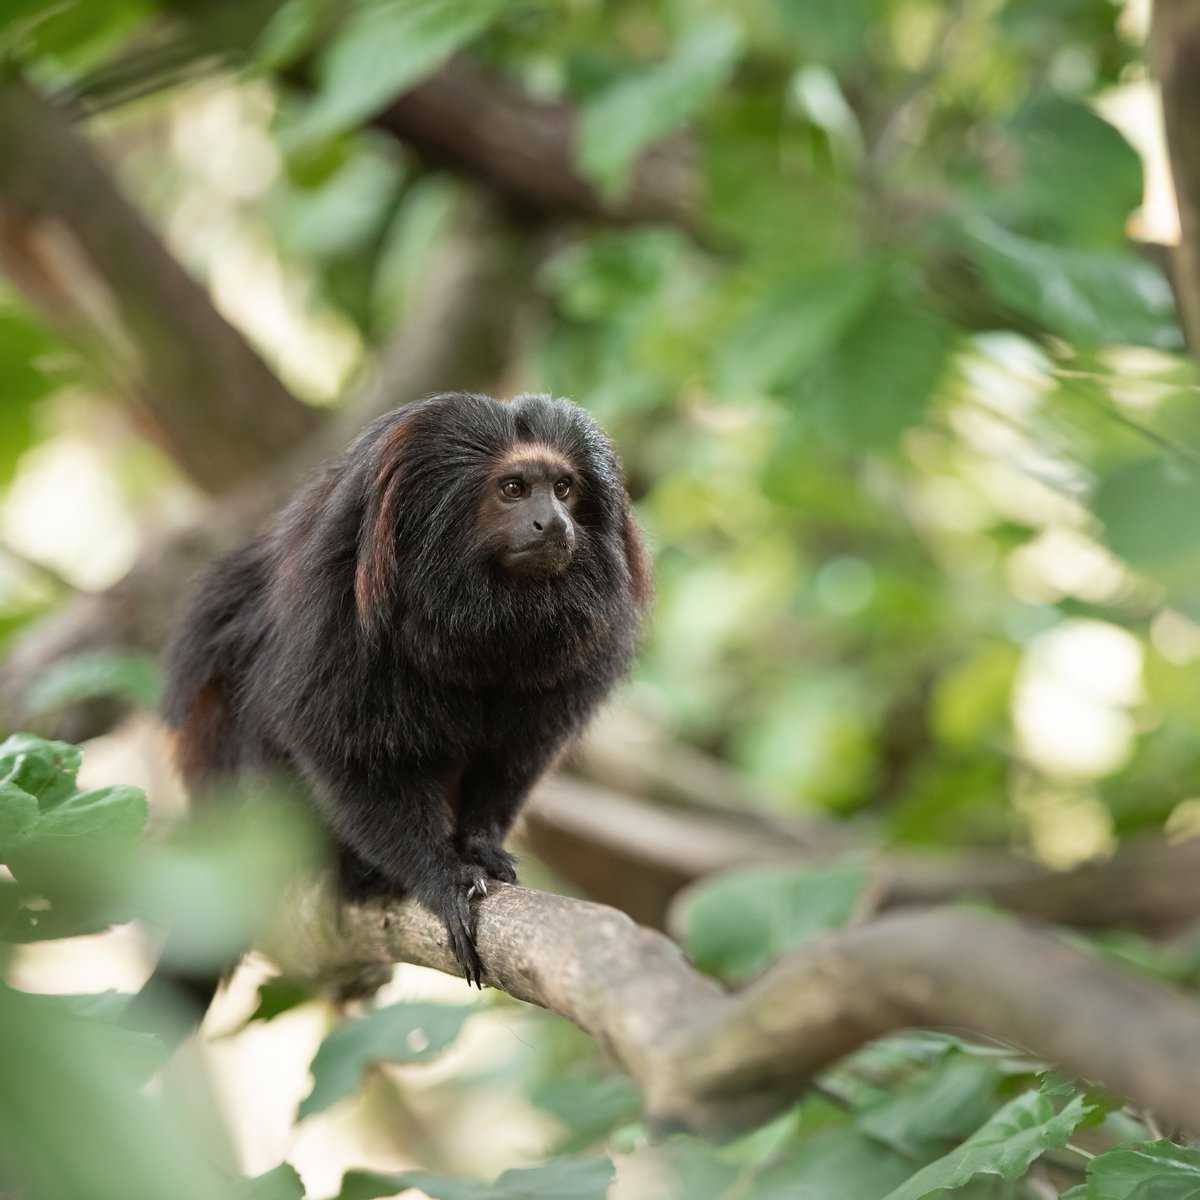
[274, 883, 1200, 1140]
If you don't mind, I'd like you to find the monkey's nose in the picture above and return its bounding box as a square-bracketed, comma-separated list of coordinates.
[532, 514, 569, 540]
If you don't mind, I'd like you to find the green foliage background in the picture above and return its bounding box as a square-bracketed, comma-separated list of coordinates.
[4, 0, 1200, 1197]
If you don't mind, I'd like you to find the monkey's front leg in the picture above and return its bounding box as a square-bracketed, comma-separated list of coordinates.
[305, 759, 490, 987]
[456, 747, 559, 885]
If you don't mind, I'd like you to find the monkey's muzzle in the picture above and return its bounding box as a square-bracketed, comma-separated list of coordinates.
[502, 527, 576, 580]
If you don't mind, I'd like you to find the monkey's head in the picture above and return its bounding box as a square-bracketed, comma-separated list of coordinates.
[285, 392, 650, 677]
[477, 443, 579, 580]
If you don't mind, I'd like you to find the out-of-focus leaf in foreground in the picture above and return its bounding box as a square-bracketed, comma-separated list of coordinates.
[300, 1000, 476, 1118]
[337, 1156, 615, 1200]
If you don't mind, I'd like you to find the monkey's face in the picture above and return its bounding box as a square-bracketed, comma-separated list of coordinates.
[478, 445, 579, 581]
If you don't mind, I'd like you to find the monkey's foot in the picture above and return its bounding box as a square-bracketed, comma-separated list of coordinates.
[424, 864, 488, 989]
[459, 833, 518, 884]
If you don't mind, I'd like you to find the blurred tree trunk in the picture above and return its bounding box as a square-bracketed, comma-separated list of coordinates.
[0, 79, 316, 493]
[1152, 0, 1200, 355]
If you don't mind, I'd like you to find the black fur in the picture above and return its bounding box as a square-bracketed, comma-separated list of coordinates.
[161, 392, 651, 985]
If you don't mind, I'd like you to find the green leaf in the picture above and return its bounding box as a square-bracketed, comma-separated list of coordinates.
[13, 0, 155, 79]
[371, 175, 460, 328]
[299, 0, 508, 141]
[272, 148, 403, 262]
[1082, 1139, 1200, 1200]
[337, 1157, 614, 1200]
[24, 785, 147, 849]
[879, 1092, 1093, 1200]
[750, 1126, 919, 1200]
[130, 800, 321, 971]
[1092, 458, 1200, 573]
[679, 861, 869, 982]
[299, 1001, 475, 1118]
[717, 263, 886, 396]
[793, 298, 955, 449]
[931, 643, 1021, 750]
[0, 782, 39, 855]
[767, 0, 887, 68]
[233, 1163, 307, 1200]
[247, 980, 313, 1025]
[859, 1054, 1004, 1160]
[0, 981, 231, 1200]
[0, 734, 82, 807]
[1004, 96, 1143, 250]
[529, 1071, 641, 1153]
[7, 779, 147, 882]
[576, 16, 742, 197]
[543, 228, 688, 324]
[0, 308, 60, 487]
[252, 0, 327, 73]
[24, 649, 161, 717]
[970, 219, 1181, 349]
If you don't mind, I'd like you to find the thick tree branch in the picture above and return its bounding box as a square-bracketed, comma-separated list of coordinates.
[1151, 0, 1200, 354]
[526, 775, 1200, 936]
[0, 78, 317, 493]
[376, 57, 698, 230]
[273, 883, 1200, 1139]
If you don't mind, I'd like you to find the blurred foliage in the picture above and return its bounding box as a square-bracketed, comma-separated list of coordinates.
[22, 648, 162, 717]
[4, 0, 1200, 1195]
[0, 733, 317, 1197]
[1, 733, 1193, 1198]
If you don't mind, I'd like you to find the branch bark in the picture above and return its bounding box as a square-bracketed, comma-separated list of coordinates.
[273, 883, 1200, 1139]
[0, 78, 317, 493]
[1151, 0, 1200, 354]
[526, 775, 1200, 937]
[375, 57, 698, 230]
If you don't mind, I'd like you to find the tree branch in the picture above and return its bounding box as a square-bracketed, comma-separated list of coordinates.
[273, 883, 1200, 1139]
[1151, 0, 1200, 354]
[375, 57, 698, 231]
[0, 78, 317, 493]
[526, 775, 1200, 937]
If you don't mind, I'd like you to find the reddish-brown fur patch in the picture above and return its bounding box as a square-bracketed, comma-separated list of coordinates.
[169, 676, 229, 785]
[622, 501, 653, 608]
[354, 416, 413, 625]
[439, 765, 464, 825]
[495, 442, 573, 474]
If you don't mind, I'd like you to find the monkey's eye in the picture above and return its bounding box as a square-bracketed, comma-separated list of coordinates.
[553, 478, 572, 500]
[500, 479, 525, 500]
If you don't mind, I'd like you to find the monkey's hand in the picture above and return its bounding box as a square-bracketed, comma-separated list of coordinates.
[459, 832, 518, 885]
[419, 861, 489, 988]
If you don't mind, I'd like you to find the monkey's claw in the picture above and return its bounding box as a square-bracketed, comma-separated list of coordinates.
[447, 918, 483, 989]
[428, 866, 491, 988]
[460, 835, 518, 885]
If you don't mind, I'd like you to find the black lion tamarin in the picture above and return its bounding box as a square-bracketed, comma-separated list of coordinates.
[161, 392, 651, 985]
